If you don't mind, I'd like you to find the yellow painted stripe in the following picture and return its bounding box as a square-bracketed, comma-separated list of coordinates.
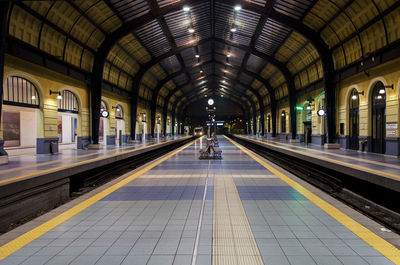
[246, 136, 400, 170]
[0, 138, 198, 261]
[237, 136, 400, 179]
[226, 136, 400, 264]
[0, 139, 186, 185]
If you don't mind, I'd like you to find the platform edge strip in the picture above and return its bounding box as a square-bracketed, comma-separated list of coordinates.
[238, 136, 400, 179]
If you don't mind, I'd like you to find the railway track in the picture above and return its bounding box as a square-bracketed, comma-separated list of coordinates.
[228, 134, 400, 234]
[70, 137, 194, 197]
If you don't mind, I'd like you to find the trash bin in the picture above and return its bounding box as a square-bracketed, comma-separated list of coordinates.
[359, 139, 367, 152]
[50, 141, 58, 154]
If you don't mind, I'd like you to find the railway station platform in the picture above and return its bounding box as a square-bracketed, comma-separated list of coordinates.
[0, 136, 398, 265]
[233, 135, 400, 192]
[0, 136, 189, 184]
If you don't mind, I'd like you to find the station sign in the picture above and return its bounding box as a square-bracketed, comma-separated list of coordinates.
[295, 106, 304, 111]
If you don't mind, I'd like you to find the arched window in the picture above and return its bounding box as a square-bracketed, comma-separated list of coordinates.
[115, 104, 123, 119]
[349, 88, 360, 150]
[4, 76, 39, 108]
[371, 82, 386, 154]
[100, 100, 108, 115]
[281, 111, 286, 133]
[58, 90, 79, 113]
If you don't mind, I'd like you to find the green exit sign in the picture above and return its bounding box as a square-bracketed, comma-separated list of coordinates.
[295, 106, 304, 111]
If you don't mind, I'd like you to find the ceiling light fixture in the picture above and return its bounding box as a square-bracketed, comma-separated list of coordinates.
[195, 54, 200, 58]
[234, 5, 242, 11]
[226, 53, 231, 58]
[230, 27, 237, 32]
[188, 27, 195, 33]
[200, 70, 203, 73]
[183, 6, 190, 12]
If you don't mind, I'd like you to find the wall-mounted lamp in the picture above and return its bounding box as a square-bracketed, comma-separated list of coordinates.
[384, 84, 394, 90]
[352, 91, 364, 100]
[112, 106, 121, 112]
[141, 112, 146, 122]
[50, 90, 62, 99]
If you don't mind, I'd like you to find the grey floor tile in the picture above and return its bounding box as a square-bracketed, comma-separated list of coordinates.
[121, 255, 150, 265]
[362, 256, 395, 265]
[95, 255, 125, 265]
[20, 255, 53, 265]
[81, 246, 109, 256]
[105, 246, 132, 256]
[337, 256, 369, 265]
[195, 254, 211, 265]
[173, 255, 192, 265]
[70, 255, 100, 265]
[281, 246, 309, 256]
[286, 255, 317, 265]
[12, 247, 42, 256]
[147, 255, 175, 265]
[45, 255, 77, 265]
[312, 256, 344, 265]
[261, 255, 290, 265]
[0, 256, 27, 265]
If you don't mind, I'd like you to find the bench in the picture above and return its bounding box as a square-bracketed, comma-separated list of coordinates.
[212, 147, 222, 159]
[199, 148, 210, 159]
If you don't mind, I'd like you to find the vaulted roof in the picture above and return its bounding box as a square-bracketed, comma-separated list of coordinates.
[7, 0, 400, 114]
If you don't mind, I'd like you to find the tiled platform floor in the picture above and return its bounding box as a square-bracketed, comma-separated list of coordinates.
[237, 135, 400, 177]
[0, 137, 397, 265]
[0, 135, 187, 182]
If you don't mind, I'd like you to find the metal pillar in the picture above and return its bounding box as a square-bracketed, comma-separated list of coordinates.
[0, 2, 8, 156]
[130, 91, 138, 140]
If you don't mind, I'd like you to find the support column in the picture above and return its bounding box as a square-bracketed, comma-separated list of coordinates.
[162, 108, 168, 137]
[271, 101, 277, 138]
[130, 90, 138, 141]
[260, 110, 265, 136]
[253, 113, 257, 135]
[0, 2, 8, 162]
[289, 92, 298, 142]
[325, 73, 337, 144]
[150, 103, 156, 138]
[171, 113, 175, 135]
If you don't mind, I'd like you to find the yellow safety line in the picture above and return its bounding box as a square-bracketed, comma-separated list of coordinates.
[237, 136, 400, 179]
[226, 136, 400, 264]
[0, 139, 185, 185]
[246, 136, 400, 170]
[0, 138, 198, 261]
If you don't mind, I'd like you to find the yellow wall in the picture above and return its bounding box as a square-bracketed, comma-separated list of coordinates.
[337, 57, 400, 138]
[2, 55, 131, 143]
[3, 55, 89, 140]
[102, 90, 130, 137]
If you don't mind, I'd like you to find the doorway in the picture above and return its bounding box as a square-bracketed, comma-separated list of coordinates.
[371, 82, 386, 154]
[304, 121, 311, 144]
[58, 113, 77, 150]
[349, 89, 360, 150]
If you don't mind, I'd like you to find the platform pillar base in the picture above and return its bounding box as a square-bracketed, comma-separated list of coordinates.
[0, 155, 8, 165]
[87, 144, 103, 150]
[289, 139, 300, 143]
[324, 143, 340, 149]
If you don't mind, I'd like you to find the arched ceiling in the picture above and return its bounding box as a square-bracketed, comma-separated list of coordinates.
[8, 0, 400, 116]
